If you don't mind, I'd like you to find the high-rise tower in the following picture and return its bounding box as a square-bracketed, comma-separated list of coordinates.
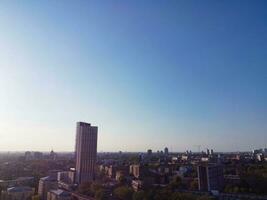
[75, 122, 98, 184]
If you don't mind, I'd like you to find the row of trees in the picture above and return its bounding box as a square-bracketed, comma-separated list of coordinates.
[78, 177, 213, 200]
[114, 186, 214, 200]
[224, 163, 267, 195]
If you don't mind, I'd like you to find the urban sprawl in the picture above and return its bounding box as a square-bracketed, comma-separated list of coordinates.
[0, 122, 266, 200]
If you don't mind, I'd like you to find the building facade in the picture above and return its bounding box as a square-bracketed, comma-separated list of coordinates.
[38, 176, 58, 200]
[47, 189, 71, 200]
[198, 164, 224, 192]
[164, 147, 169, 155]
[75, 122, 98, 184]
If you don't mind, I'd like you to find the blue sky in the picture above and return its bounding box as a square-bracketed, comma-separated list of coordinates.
[0, 0, 266, 152]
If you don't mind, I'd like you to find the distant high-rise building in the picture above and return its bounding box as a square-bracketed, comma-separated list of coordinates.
[147, 149, 152, 155]
[75, 122, 98, 184]
[164, 147, 169, 155]
[206, 149, 210, 155]
[33, 151, 43, 160]
[210, 149, 214, 155]
[197, 164, 224, 192]
[50, 150, 57, 160]
[25, 151, 32, 161]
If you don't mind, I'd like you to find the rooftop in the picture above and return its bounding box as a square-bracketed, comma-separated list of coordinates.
[7, 186, 33, 193]
[50, 189, 71, 197]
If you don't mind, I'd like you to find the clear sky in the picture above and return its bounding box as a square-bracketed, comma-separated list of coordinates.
[0, 0, 266, 152]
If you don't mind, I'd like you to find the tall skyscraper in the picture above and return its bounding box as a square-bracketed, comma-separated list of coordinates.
[75, 122, 98, 184]
[206, 149, 210, 155]
[164, 147, 169, 155]
[210, 149, 214, 155]
[147, 149, 152, 156]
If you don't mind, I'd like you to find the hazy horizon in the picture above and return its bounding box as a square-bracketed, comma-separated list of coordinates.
[0, 1, 266, 152]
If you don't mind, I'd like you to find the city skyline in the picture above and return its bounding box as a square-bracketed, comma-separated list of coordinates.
[0, 1, 267, 152]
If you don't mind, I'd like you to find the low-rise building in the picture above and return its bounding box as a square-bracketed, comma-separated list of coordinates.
[57, 170, 76, 191]
[47, 189, 71, 200]
[1, 186, 34, 200]
[129, 164, 144, 178]
[131, 177, 154, 191]
[57, 171, 75, 184]
[38, 176, 58, 200]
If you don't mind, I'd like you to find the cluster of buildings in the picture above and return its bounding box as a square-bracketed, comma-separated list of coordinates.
[37, 122, 98, 200]
[1, 121, 267, 200]
[1, 186, 35, 200]
[98, 153, 225, 194]
[34, 120, 267, 200]
[0, 177, 35, 200]
[252, 148, 267, 162]
[24, 150, 57, 161]
[97, 146, 267, 199]
[1, 122, 97, 200]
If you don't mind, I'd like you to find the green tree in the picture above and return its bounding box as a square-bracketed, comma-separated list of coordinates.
[132, 190, 145, 200]
[171, 192, 196, 200]
[95, 189, 105, 200]
[197, 195, 215, 200]
[168, 176, 183, 190]
[0, 185, 2, 200]
[145, 189, 156, 200]
[233, 186, 239, 193]
[153, 189, 172, 200]
[114, 186, 133, 200]
[90, 183, 103, 195]
[189, 180, 199, 190]
[32, 195, 40, 200]
[118, 175, 126, 185]
[224, 184, 233, 193]
[78, 182, 92, 196]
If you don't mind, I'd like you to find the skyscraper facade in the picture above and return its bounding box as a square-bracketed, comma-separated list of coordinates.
[197, 164, 224, 192]
[75, 122, 98, 184]
[164, 147, 169, 155]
